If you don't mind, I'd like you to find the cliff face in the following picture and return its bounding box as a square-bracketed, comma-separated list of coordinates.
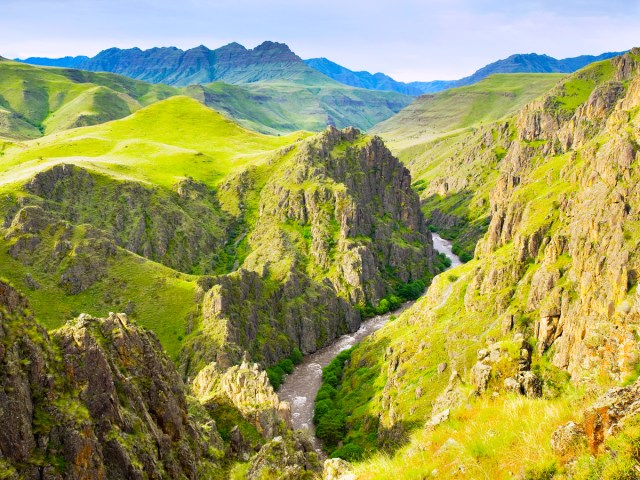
[14, 164, 232, 275]
[473, 49, 640, 381]
[326, 50, 640, 475]
[181, 127, 434, 373]
[0, 281, 223, 479]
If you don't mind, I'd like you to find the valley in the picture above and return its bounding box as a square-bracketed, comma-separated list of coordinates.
[278, 233, 461, 450]
[1, 30, 639, 480]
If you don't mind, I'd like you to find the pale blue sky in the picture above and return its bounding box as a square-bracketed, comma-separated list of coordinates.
[2, 0, 639, 81]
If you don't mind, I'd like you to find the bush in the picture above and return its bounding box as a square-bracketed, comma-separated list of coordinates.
[316, 384, 337, 401]
[375, 298, 390, 315]
[266, 366, 285, 390]
[331, 443, 364, 462]
[316, 410, 346, 447]
[313, 399, 335, 424]
[279, 359, 294, 374]
[397, 280, 426, 301]
[290, 348, 303, 365]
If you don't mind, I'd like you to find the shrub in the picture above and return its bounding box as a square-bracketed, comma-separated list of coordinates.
[316, 410, 346, 447]
[331, 443, 364, 462]
[290, 348, 303, 365]
[279, 359, 294, 374]
[266, 365, 286, 390]
[375, 298, 390, 315]
[316, 384, 337, 401]
[313, 399, 335, 424]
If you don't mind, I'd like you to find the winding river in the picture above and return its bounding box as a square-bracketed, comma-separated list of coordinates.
[277, 233, 461, 445]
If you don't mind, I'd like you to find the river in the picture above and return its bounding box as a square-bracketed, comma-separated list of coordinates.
[277, 233, 461, 445]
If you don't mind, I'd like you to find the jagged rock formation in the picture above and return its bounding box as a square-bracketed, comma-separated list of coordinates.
[193, 358, 290, 439]
[320, 50, 640, 475]
[181, 127, 434, 373]
[246, 432, 321, 480]
[471, 49, 640, 382]
[15, 164, 231, 274]
[0, 281, 223, 479]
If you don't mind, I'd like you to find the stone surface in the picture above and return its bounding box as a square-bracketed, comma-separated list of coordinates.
[0, 281, 223, 479]
[551, 421, 585, 456]
[583, 379, 640, 453]
[246, 432, 321, 480]
[323, 458, 355, 480]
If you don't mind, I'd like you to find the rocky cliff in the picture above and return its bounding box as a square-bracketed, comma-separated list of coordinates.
[0, 280, 224, 479]
[324, 49, 640, 477]
[181, 127, 434, 374]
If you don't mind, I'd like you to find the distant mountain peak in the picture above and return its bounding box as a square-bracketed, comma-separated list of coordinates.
[306, 50, 627, 95]
[16, 41, 319, 86]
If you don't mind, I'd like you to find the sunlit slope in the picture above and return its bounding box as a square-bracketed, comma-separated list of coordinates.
[0, 95, 308, 188]
[0, 59, 176, 140]
[373, 73, 564, 151]
[186, 80, 413, 134]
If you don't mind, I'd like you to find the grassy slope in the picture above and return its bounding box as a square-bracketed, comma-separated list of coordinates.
[187, 80, 413, 135]
[373, 73, 564, 151]
[0, 97, 308, 357]
[0, 59, 411, 141]
[0, 95, 307, 189]
[0, 59, 176, 140]
[330, 56, 637, 478]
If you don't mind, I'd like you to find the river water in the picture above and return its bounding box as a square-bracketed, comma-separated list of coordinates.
[277, 233, 461, 444]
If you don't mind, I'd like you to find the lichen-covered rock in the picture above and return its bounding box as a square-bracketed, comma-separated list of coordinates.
[517, 371, 542, 398]
[583, 379, 640, 453]
[551, 421, 585, 456]
[181, 128, 435, 373]
[470, 362, 492, 394]
[323, 458, 355, 480]
[246, 432, 321, 480]
[193, 358, 289, 438]
[0, 280, 223, 479]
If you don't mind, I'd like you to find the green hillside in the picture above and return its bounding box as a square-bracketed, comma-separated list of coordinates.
[187, 80, 412, 134]
[0, 97, 306, 357]
[0, 59, 175, 140]
[0, 96, 433, 373]
[324, 50, 640, 479]
[373, 73, 564, 151]
[372, 73, 565, 260]
[0, 59, 412, 139]
[0, 95, 307, 188]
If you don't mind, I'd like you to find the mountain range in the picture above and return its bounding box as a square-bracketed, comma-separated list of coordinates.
[306, 51, 625, 94]
[20, 43, 623, 96]
[4, 37, 640, 480]
[20, 42, 332, 87]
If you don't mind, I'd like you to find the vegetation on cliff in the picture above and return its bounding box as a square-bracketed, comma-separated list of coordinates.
[329, 48, 640, 479]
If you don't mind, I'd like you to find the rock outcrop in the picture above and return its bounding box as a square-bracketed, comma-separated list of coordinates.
[193, 357, 290, 438]
[19, 164, 231, 275]
[246, 432, 321, 480]
[0, 280, 222, 479]
[181, 127, 434, 373]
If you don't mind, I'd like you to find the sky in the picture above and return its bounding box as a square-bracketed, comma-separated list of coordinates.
[1, 0, 639, 81]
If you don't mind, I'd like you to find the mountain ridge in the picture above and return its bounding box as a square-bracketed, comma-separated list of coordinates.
[19, 41, 331, 87]
[305, 50, 625, 95]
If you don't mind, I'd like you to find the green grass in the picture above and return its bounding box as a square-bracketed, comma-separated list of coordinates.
[0, 59, 175, 140]
[188, 80, 413, 135]
[374, 73, 565, 151]
[0, 228, 199, 359]
[0, 96, 308, 189]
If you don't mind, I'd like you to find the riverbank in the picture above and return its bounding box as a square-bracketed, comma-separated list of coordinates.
[277, 233, 461, 446]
